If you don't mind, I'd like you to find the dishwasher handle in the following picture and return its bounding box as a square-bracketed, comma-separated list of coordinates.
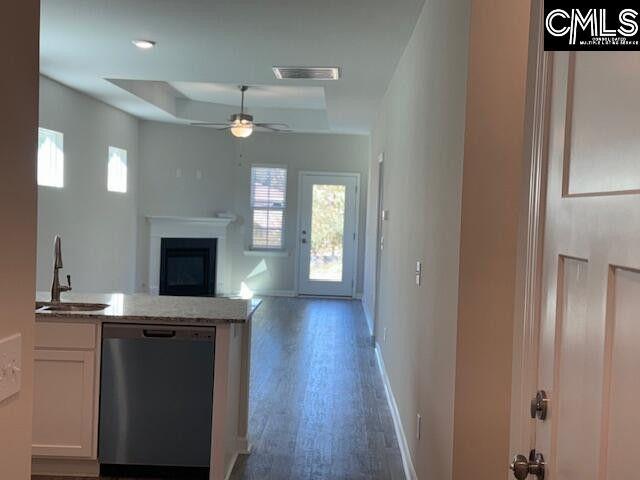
[143, 329, 176, 338]
[102, 323, 215, 341]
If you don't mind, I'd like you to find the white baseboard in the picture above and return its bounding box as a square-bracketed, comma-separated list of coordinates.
[231, 289, 297, 298]
[374, 344, 417, 480]
[249, 291, 364, 300]
[224, 451, 239, 480]
[236, 436, 252, 454]
[363, 302, 374, 338]
[255, 290, 297, 297]
[223, 437, 252, 480]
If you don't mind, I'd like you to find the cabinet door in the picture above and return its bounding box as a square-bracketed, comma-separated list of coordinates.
[32, 349, 96, 458]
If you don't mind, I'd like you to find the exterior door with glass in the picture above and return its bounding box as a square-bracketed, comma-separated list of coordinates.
[297, 173, 358, 296]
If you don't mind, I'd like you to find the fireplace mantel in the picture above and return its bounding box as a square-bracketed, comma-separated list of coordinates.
[146, 216, 233, 295]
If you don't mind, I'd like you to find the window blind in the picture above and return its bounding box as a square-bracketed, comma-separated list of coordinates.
[37, 128, 64, 188]
[251, 166, 287, 249]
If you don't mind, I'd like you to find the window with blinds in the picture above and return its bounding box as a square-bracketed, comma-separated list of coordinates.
[37, 128, 64, 188]
[250, 165, 287, 249]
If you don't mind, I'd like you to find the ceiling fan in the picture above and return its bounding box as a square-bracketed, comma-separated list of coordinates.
[191, 85, 291, 138]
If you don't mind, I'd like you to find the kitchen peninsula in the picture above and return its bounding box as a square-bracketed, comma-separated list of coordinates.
[33, 292, 260, 480]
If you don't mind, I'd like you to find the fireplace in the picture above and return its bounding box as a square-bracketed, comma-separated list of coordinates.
[147, 216, 232, 296]
[160, 238, 217, 296]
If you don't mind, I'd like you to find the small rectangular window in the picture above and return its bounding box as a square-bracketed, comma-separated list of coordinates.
[250, 165, 287, 249]
[37, 128, 64, 188]
[108, 146, 128, 193]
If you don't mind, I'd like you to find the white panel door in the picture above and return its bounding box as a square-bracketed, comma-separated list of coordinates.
[533, 52, 640, 480]
[297, 173, 359, 296]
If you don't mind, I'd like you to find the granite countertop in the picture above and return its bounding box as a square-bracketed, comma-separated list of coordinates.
[35, 292, 262, 326]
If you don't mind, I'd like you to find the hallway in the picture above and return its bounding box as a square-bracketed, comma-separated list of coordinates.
[230, 297, 404, 479]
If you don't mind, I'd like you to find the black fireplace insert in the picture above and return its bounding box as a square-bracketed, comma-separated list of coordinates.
[160, 238, 217, 296]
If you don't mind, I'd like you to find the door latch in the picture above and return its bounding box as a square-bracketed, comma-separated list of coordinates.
[530, 390, 549, 420]
[510, 450, 545, 480]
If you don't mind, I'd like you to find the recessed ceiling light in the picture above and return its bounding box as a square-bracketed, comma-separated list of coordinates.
[132, 39, 156, 50]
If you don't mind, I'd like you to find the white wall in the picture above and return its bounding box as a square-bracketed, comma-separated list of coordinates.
[362, 0, 470, 477]
[0, 3, 38, 478]
[452, 0, 532, 478]
[135, 121, 236, 292]
[137, 122, 370, 296]
[37, 76, 139, 293]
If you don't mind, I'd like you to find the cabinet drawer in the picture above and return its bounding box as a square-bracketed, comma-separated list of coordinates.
[35, 322, 96, 350]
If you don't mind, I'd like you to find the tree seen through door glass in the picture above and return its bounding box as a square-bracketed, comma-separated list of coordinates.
[309, 184, 346, 282]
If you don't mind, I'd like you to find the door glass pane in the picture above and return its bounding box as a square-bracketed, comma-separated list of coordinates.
[309, 184, 346, 281]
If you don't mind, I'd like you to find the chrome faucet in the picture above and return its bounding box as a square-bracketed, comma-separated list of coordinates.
[51, 235, 72, 303]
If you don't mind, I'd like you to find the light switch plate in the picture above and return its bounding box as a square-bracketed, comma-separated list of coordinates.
[0, 333, 21, 402]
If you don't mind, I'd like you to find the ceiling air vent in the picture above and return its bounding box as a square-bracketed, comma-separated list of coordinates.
[272, 66, 341, 80]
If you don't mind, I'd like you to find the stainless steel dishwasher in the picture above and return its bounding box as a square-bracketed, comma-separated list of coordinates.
[99, 323, 215, 468]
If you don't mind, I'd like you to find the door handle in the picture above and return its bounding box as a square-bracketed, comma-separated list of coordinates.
[510, 451, 545, 480]
[143, 329, 176, 338]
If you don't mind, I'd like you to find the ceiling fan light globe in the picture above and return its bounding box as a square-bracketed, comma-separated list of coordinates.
[230, 123, 253, 138]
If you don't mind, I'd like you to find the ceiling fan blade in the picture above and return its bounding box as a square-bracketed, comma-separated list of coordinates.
[255, 122, 291, 132]
[190, 122, 231, 130]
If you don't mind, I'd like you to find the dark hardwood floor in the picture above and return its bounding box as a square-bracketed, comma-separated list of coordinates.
[34, 297, 405, 480]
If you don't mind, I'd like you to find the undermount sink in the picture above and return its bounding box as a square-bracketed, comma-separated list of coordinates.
[36, 302, 109, 312]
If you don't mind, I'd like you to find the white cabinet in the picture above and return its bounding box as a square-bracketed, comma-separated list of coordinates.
[32, 322, 99, 459]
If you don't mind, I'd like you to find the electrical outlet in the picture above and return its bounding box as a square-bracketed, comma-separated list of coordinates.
[416, 413, 422, 440]
[415, 261, 422, 286]
[196, 169, 203, 180]
[0, 334, 21, 402]
[176, 168, 183, 178]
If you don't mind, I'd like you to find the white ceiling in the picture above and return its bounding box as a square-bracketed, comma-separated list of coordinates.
[40, 0, 425, 134]
[171, 83, 326, 110]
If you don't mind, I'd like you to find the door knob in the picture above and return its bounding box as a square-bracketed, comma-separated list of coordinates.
[511, 455, 530, 480]
[530, 390, 549, 420]
[510, 451, 545, 480]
